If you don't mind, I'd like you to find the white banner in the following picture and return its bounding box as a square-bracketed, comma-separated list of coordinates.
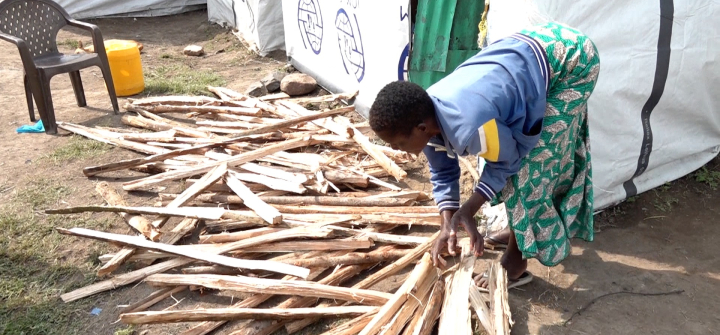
[488, 0, 720, 209]
[208, 0, 285, 56]
[283, 0, 411, 115]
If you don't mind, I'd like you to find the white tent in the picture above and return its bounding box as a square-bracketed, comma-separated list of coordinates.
[207, 0, 285, 56]
[56, 0, 206, 19]
[488, 0, 720, 209]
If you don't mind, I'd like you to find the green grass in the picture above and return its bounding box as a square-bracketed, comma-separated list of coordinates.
[0, 179, 116, 334]
[113, 326, 135, 335]
[144, 64, 225, 96]
[57, 39, 80, 49]
[43, 136, 112, 164]
[693, 166, 720, 190]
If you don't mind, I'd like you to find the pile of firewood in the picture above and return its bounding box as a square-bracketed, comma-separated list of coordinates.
[48, 86, 511, 335]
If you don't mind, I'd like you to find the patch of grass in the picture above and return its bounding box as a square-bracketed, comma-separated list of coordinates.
[43, 136, 112, 164]
[57, 39, 80, 49]
[13, 178, 71, 210]
[652, 192, 679, 213]
[114, 326, 135, 335]
[144, 64, 225, 96]
[693, 166, 720, 189]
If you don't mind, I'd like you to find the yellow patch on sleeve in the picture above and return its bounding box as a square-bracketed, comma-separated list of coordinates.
[478, 119, 500, 162]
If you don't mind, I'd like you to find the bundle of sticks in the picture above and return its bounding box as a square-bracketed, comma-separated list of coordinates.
[49, 86, 510, 334]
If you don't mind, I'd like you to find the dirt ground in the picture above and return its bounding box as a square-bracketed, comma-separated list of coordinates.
[1, 9, 719, 335]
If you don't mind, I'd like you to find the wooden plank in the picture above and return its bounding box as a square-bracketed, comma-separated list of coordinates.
[98, 248, 135, 277]
[60, 227, 331, 302]
[58, 122, 168, 155]
[358, 253, 435, 335]
[82, 143, 216, 176]
[351, 231, 439, 290]
[438, 243, 476, 335]
[120, 306, 378, 324]
[47, 206, 227, 220]
[284, 247, 407, 268]
[269, 205, 439, 214]
[232, 172, 306, 194]
[240, 237, 374, 253]
[226, 171, 283, 224]
[239, 162, 308, 184]
[144, 273, 392, 305]
[348, 126, 408, 181]
[121, 286, 188, 313]
[152, 163, 228, 228]
[122, 137, 316, 191]
[406, 279, 445, 335]
[138, 104, 263, 116]
[199, 227, 282, 244]
[161, 193, 413, 207]
[329, 226, 429, 246]
[161, 218, 200, 245]
[56, 228, 311, 278]
[489, 261, 512, 335]
[469, 285, 492, 334]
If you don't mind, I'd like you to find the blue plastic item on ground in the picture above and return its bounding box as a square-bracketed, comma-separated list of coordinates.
[16, 120, 45, 133]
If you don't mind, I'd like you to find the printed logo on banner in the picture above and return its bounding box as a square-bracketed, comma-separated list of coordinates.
[241, 0, 256, 33]
[297, 0, 324, 55]
[335, 8, 365, 82]
[398, 43, 409, 81]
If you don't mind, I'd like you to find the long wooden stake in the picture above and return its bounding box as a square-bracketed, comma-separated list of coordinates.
[226, 171, 283, 224]
[60, 227, 330, 302]
[406, 280, 445, 335]
[120, 306, 378, 324]
[348, 126, 408, 181]
[469, 285, 492, 334]
[121, 286, 188, 314]
[380, 260, 439, 335]
[438, 244, 476, 335]
[199, 227, 282, 244]
[56, 228, 311, 278]
[284, 247, 407, 268]
[359, 253, 435, 335]
[489, 261, 512, 335]
[144, 273, 392, 305]
[269, 205, 439, 215]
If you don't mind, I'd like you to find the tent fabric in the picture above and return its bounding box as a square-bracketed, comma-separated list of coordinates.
[487, 0, 720, 209]
[208, 0, 285, 56]
[55, 0, 206, 19]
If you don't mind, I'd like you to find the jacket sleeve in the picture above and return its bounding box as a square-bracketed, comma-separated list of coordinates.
[423, 144, 461, 212]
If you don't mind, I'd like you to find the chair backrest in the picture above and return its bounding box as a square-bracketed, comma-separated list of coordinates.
[0, 0, 71, 58]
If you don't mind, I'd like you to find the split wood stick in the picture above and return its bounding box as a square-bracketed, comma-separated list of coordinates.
[317, 312, 376, 335]
[121, 286, 187, 314]
[458, 156, 480, 182]
[239, 162, 308, 183]
[60, 227, 330, 302]
[207, 86, 249, 101]
[139, 104, 263, 116]
[231, 171, 306, 194]
[359, 253, 434, 335]
[269, 205, 439, 215]
[284, 247, 407, 268]
[182, 265, 243, 275]
[237, 237, 374, 253]
[82, 143, 217, 177]
[128, 96, 224, 107]
[489, 261, 512, 335]
[122, 137, 316, 191]
[469, 285, 492, 334]
[161, 193, 413, 207]
[131, 110, 214, 139]
[405, 279, 445, 335]
[199, 227, 282, 244]
[288, 91, 358, 104]
[323, 170, 369, 187]
[226, 172, 282, 224]
[233, 263, 370, 335]
[348, 126, 407, 181]
[213, 107, 351, 139]
[352, 231, 439, 290]
[152, 163, 228, 228]
[57, 122, 168, 155]
[118, 129, 177, 142]
[258, 92, 291, 100]
[438, 244, 476, 335]
[94, 181, 159, 241]
[380, 262, 439, 335]
[181, 252, 327, 335]
[47, 206, 227, 220]
[144, 273, 392, 305]
[120, 306, 378, 324]
[277, 101, 349, 136]
[56, 228, 311, 278]
[161, 218, 199, 245]
[98, 248, 135, 277]
[282, 212, 441, 226]
[329, 226, 429, 246]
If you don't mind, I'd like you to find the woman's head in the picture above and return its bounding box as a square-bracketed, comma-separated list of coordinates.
[369, 81, 438, 155]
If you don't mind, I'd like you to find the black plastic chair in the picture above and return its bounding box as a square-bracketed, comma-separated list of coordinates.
[0, 0, 119, 134]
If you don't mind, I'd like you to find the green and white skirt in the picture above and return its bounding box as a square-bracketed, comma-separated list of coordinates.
[493, 22, 601, 266]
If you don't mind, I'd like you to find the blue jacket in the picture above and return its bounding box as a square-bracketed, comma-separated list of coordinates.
[423, 33, 550, 212]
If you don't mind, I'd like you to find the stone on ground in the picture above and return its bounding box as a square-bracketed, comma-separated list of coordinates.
[280, 73, 317, 96]
[183, 45, 205, 56]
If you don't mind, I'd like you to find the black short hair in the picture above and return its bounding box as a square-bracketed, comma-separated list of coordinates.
[369, 81, 435, 136]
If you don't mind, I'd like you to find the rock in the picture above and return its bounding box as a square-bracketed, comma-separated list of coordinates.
[261, 72, 287, 93]
[280, 73, 318, 96]
[245, 81, 268, 97]
[183, 45, 205, 57]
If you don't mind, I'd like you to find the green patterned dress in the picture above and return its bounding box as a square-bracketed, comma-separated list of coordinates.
[493, 22, 601, 266]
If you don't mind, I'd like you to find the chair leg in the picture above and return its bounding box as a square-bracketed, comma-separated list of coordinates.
[69, 71, 87, 107]
[24, 74, 35, 122]
[98, 64, 119, 114]
[36, 75, 58, 135]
